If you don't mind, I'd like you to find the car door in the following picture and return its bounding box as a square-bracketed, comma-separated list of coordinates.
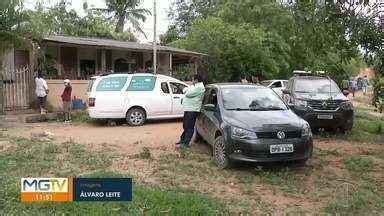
[200, 88, 221, 145]
[196, 88, 212, 140]
[169, 82, 187, 115]
[151, 81, 173, 116]
[124, 76, 171, 117]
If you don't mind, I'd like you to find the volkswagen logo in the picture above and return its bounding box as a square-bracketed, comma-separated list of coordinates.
[322, 101, 328, 108]
[277, 131, 285, 139]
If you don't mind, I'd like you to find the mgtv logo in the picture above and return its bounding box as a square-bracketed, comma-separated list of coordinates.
[21, 178, 68, 192]
[21, 178, 73, 202]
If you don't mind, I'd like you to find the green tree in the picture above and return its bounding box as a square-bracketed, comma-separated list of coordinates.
[167, 0, 381, 82]
[21, 1, 137, 42]
[168, 0, 219, 36]
[159, 25, 179, 45]
[176, 18, 290, 82]
[0, 0, 27, 43]
[98, 0, 150, 36]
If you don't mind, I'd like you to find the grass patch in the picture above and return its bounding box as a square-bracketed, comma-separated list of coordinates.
[0, 136, 228, 215]
[136, 147, 152, 159]
[70, 111, 109, 125]
[324, 177, 384, 214]
[316, 107, 384, 143]
[254, 166, 305, 194]
[343, 156, 374, 173]
[71, 110, 92, 123]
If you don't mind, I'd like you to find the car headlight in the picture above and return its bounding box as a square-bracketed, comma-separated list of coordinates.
[294, 99, 308, 107]
[231, 127, 258, 140]
[340, 101, 353, 110]
[301, 123, 312, 137]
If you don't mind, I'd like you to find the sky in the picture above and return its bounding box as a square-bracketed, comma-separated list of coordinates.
[24, 0, 172, 43]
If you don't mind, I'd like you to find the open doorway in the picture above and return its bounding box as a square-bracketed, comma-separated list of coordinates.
[80, 60, 95, 80]
[114, 58, 130, 73]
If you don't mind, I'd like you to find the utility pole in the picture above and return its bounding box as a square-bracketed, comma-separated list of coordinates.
[153, 0, 157, 74]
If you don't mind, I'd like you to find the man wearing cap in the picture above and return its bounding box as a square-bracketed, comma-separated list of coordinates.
[61, 79, 72, 122]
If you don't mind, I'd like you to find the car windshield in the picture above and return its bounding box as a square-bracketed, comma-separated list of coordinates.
[222, 87, 287, 111]
[260, 81, 273, 87]
[294, 79, 340, 94]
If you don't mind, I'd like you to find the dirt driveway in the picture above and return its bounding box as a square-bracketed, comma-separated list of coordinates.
[4, 119, 185, 156]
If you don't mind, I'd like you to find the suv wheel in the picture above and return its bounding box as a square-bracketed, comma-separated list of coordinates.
[213, 136, 230, 169]
[126, 108, 146, 126]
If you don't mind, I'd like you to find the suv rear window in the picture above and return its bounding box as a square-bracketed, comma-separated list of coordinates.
[96, 76, 128, 91]
[127, 76, 156, 91]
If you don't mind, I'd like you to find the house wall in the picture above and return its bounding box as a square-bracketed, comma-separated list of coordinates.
[78, 47, 96, 60]
[159, 53, 171, 74]
[46, 80, 88, 111]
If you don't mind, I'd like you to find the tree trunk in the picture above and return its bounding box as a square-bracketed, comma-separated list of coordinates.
[115, 15, 125, 33]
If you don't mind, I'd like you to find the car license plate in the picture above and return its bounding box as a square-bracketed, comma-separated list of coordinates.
[270, 144, 294, 154]
[317, 114, 333, 120]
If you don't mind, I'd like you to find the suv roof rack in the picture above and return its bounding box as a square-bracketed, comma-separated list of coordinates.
[293, 70, 312, 76]
[293, 70, 327, 77]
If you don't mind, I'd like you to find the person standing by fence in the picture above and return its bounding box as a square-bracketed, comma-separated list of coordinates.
[35, 71, 49, 114]
[362, 75, 369, 95]
[61, 79, 72, 123]
[351, 79, 358, 98]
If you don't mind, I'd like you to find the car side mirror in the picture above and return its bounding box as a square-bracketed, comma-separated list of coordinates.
[282, 89, 290, 94]
[203, 104, 216, 112]
[342, 90, 350, 96]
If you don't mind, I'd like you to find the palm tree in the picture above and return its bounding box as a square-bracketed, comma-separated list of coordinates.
[98, 0, 150, 37]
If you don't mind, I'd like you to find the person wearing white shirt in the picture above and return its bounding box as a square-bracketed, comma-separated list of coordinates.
[35, 72, 49, 114]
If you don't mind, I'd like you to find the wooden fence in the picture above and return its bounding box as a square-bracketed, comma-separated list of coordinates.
[0, 74, 3, 114]
[1, 66, 33, 111]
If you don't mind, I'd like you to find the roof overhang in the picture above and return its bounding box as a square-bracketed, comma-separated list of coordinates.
[43, 35, 207, 57]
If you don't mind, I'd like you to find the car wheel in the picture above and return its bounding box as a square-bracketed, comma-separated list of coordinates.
[126, 108, 146, 126]
[213, 136, 230, 169]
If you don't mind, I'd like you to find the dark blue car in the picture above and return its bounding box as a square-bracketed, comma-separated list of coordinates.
[196, 84, 313, 169]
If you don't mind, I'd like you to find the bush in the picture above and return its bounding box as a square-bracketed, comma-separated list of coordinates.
[372, 77, 384, 105]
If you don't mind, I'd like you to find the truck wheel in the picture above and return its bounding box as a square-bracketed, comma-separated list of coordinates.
[126, 108, 146, 126]
[213, 136, 231, 169]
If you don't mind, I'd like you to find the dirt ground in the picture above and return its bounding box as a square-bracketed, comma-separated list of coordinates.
[3, 119, 185, 156]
